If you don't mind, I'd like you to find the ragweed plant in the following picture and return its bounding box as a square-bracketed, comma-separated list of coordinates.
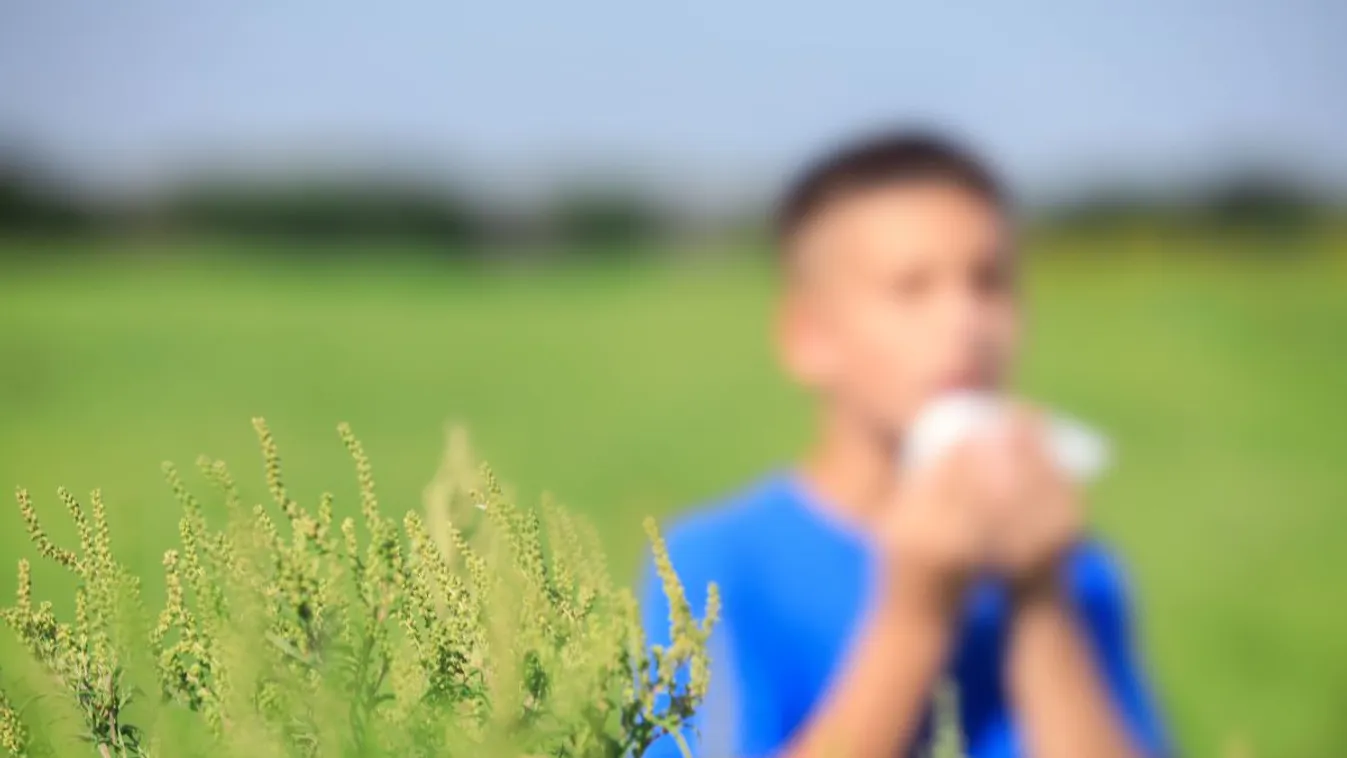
[1, 420, 719, 758]
[924, 680, 965, 758]
[3, 487, 145, 757]
[0, 670, 27, 757]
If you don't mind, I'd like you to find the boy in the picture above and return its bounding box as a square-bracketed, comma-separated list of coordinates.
[641, 132, 1169, 758]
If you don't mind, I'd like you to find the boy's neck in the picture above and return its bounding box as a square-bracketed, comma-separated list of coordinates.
[800, 409, 905, 526]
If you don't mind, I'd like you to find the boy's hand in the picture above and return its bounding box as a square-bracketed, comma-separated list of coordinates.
[878, 442, 987, 621]
[880, 407, 1086, 619]
[976, 410, 1085, 597]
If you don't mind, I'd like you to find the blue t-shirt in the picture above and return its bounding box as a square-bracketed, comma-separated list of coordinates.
[640, 474, 1168, 758]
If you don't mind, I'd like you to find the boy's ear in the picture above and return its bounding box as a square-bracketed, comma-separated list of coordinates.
[775, 293, 836, 390]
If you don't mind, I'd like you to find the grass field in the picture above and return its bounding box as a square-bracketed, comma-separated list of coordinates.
[2, 238, 1345, 756]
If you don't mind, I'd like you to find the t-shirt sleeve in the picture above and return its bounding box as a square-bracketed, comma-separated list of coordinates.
[638, 524, 738, 758]
[1073, 545, 1172, 758]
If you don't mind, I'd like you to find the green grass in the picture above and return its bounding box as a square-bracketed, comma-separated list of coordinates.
[2, 239, 1345, 756]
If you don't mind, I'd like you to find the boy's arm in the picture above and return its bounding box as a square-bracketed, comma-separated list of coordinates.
[775, 576, 957, 758]
[1008, 549, 1169, 758]
[779, 445, 987, 758]
[1008, 581, 1151, 758]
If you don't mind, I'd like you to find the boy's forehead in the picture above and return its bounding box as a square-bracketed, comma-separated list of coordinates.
[788, 181, 1009, 285]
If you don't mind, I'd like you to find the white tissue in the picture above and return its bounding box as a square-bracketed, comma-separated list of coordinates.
[901, 391, 1111, 482]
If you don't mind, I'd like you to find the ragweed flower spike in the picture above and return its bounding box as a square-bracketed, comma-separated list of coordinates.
[198, 456, 242, 515]
[643, 517, 692, 638]
[252, 416, 293, 516]
[337, 422, 380, 527]
[15, 488, 78, 570]
[0, 677, 28, 758]
[12, 560, 31, 618]
[89, 489, 115, 582]
[688, 582, 722, 701]
[56, 488, 92, 567]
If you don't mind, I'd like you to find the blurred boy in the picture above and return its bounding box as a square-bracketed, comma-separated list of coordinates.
[641, 132, 1168, 758]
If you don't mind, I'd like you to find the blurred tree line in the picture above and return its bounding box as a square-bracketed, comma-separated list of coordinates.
[0, 148, 685, 253]
[1046, 170, 1340, 236]
[0, 159, 112, 234]
[1, 145, 1342, 254]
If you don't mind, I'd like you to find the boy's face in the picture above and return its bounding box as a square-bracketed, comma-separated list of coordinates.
[778, 180, 1020, 431]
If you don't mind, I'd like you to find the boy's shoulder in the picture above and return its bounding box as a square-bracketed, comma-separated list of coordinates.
[661, 475, 789, 549]
[653, 475, 797, 587]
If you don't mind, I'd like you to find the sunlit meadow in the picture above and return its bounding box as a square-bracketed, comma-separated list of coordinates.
[1, 234, 1345, 756]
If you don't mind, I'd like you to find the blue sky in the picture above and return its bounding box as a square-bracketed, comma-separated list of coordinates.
[2, 0, 1344, 201]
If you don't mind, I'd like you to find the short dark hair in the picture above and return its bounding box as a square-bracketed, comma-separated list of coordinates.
[774, 130, 1007, 245]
